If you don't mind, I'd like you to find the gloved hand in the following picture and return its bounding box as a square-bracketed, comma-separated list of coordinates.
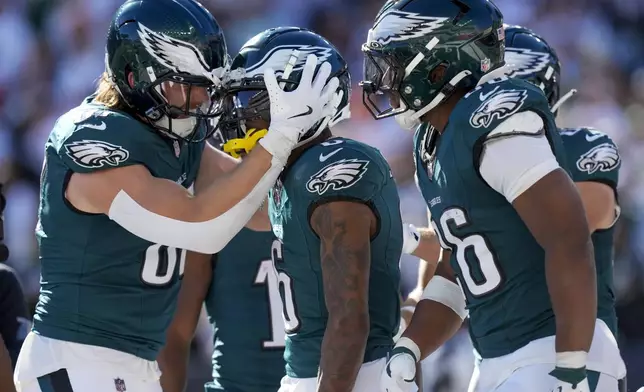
[549, 352, 590, 392]
[381, 337, 420, 392]
[259, 54, 339, 165]
[550, 367, 590, 392]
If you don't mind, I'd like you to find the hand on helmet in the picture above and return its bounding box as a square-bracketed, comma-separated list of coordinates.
[258, 54, 339, 165]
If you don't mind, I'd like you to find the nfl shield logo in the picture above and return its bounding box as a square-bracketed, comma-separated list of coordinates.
[480, 58, 491, 72]
[114, 378, 126, 392]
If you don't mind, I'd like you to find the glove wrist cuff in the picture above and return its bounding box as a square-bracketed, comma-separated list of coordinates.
[556, 351, 588, 369]
[394, 337, 421, 363]
[259, 129, 297, 166]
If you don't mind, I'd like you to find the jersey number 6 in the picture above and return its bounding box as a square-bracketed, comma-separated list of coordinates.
[433, 207, 503, 297]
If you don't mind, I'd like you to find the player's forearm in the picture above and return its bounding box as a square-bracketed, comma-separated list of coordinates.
[545, 240, 596, 354]
[0, 336, 16, 392]
[158, 340, 190, 392]
[192, 145, 274, 220]
[402, 299, 462, 361]
[317, 313, 369, 392]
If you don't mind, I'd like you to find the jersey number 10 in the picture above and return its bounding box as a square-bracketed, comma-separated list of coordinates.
[254, 240, 300, 349]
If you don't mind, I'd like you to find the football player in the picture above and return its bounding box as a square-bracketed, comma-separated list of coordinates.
[13, 0, 338, 391]
[218, 27, 404, 392]
[360, 1, 598, 391]
[503, 24, 626, 391]
[159, 146, 284, 392]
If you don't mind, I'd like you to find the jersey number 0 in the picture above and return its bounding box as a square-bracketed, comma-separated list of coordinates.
[140, 244, 186, 287]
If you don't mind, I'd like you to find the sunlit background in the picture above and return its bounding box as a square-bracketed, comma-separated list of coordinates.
[1, 0, 643, 390]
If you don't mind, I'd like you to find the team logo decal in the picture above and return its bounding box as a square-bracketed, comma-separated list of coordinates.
[65, 140, 129, 169]
[242, 45, 333, 78]
[306, 159, 369, 195]
[505, 47, 552, 78]
[368, 10, 448, 45]
[470, 89, 528, 128]
[137, 23, 228, 84]
[576, 143, 620, 174]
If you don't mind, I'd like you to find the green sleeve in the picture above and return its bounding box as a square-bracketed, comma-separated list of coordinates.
[55, 107, 153, 174]
[300, 146, 386, 205]
[561, 128, 620, 189]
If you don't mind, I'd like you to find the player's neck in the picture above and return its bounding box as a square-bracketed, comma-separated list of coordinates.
[285, 129, 333, 169]
[424, 88, 470, 133]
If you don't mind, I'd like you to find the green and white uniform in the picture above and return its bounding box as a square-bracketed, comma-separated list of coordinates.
[414, 78, 626, 391]
[15, 96, 203, 392]
[269, 137, 403, 390]
[560, 127, 620, 336]
[205, 228, 285, 392]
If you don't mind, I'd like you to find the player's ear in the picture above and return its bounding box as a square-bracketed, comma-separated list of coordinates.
[127, 71, 135, 89]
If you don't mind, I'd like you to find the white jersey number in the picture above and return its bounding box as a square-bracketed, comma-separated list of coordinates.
[436, 207, 502, 297]
[141, 244, 186, 286]
[254, 240, 300, 348]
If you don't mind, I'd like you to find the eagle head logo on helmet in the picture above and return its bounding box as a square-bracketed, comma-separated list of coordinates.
[65, 140, 130, 169]
[470, 89, 528, 129]
[306, 159, 369, 195]
[576, 143, 620, 174]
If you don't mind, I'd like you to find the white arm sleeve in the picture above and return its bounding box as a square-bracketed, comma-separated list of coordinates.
[479, 111, 560, 203]
[108, 158, 283, 254]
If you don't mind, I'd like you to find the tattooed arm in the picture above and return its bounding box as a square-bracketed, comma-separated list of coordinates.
[310, 200, 375, 392]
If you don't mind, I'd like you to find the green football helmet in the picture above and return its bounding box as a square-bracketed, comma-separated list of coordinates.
[360, 0, 505, 126]
[504, 24, 575, 115]
[105, 0, 230, 142]
[217, 26, 351, 155]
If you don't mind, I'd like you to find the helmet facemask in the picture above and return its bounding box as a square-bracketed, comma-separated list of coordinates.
[219, 55, 349, 156]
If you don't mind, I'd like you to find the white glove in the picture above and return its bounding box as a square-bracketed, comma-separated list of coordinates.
[259, 54, 340, 165]
[401, 223, 420, 255]
[380, 338, 420, 392]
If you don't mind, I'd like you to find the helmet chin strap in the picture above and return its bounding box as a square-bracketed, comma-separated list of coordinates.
[394, 70, 472, 130]
[550, 89, 577, 114]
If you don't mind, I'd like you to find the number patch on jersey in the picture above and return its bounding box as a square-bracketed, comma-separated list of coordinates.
[576, 143, 620, 174]
[64, 140, 130, 169]
[255, 240, 301, 345]
[306, 159, 369, 195]
[140, 244, 186, 286]
[469, 88, 528, 129]
[434, 207, 503, 297]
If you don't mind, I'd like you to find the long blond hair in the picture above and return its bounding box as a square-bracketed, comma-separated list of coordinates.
[94, 72, 127, 111]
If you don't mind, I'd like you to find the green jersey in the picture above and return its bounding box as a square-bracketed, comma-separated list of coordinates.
[204, 228, 285, 392]
[268, 137, 403, 378]
[560, 127, 620, 336]
[34, 96, 203, 360]
[414, 78, 568, 358]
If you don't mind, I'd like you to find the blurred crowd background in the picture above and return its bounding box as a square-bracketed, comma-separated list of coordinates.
[1, 0, 643, 390]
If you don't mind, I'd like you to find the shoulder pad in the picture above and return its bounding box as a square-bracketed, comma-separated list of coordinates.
[53, 105, 156, 173]
[559, 127, 620, 185]
[486, 111, 544, 141]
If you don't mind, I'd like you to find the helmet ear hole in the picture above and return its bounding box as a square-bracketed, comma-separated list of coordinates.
[429, 63, 449, 84]
[126, 66, 135, 89]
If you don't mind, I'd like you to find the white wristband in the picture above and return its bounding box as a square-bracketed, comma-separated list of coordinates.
[556, 351, 587, 369]
[421, 276, 468, 320]
[395, 337, 421, 363]
[402, 223, 421, 254]
[258, 127, 298, 166]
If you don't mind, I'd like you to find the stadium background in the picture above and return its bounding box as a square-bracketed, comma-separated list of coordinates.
[1, 0, 643, 390]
